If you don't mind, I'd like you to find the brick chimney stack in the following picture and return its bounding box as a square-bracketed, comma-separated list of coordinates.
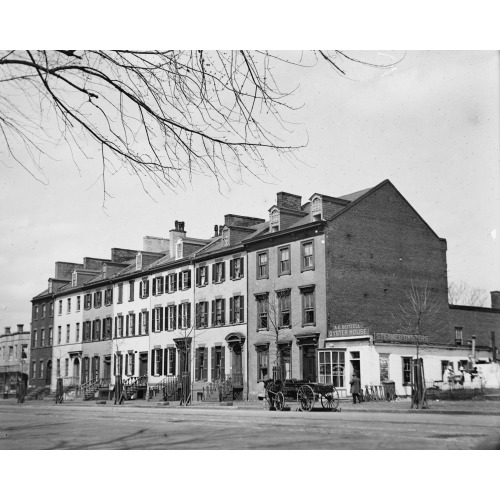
[213, 225, 219, 237]
[17, 324, 24, 333]
[491, 291, 500, 309]
[276, 192, 302, 211]
[4, 327, 10, 334]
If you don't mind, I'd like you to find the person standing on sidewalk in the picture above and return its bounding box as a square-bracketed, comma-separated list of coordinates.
[350, 371, 362, 404]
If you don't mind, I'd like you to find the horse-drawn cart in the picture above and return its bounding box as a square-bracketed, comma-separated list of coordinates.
[264, 379, 341, 412]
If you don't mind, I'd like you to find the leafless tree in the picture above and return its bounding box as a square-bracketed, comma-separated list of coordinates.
[0, 50, 399, 197]
[448, 281, 488, 307]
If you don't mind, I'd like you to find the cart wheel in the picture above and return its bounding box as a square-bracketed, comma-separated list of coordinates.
[297, 385, 314, 412]
[275, 391, 285, 411]
[321, 388, 340, 411]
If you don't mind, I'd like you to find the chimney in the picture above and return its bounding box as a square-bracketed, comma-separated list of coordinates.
[17, 324, 24, 333]
[5, 327, 10, 335]
[276, 192, 302, 211]
[218, 225, 224, 236]
[471, 335, 476, 361]
[169, 220, 187, 258]
[491, 291, 500, 309]
[213, 225, 219, 237]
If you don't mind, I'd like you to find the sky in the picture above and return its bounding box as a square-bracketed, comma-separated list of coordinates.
[1, 50, 499, 330]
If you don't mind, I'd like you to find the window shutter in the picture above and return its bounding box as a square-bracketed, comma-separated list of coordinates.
[114, 354, 116, 376]
[126, 315, 130, 336]
[212, 263, 216, 283]
[178, 305, 182, 329]
[195, 267, 200, 286]
[195, 349, 200, 381]
[151, 350, 155, 375]
[119, 354, 123, 376]
[202, 349, 208, 381]
[174, 273, 178, 292]
[221, 262, 225, 281]
[164, 349, 168, 376]
[114, 317, 117, 337]
[230, 259, 234, 279]
[131, 353, 135, 376]
[204, 266, 208, 285]
[138, 312, 142, 334]
[146, 280, 150, 296]
[211, 347, 216, 380]
[221, 299, 226, 325]
[139, 281, 143, 298]
[195, 303, 200, 328]
[240, 257, 244, 277]
[160, 276, 164, 294]
[186, 303, 191, 328]
[240, 296, 244, 322]
[165, 276, 169, 294]
[211, 300, 215, 326]
[151, 309, 156, 333]
[159, 349, 163, 376]
[221, 347, 225, 379]
[172, 349, 177, 376]
[229, 297, 234, 324]
[173, 306, 177, 330]
[152, 278, 157, 296]
[187, 270, 191, 289]
[124, 354, 128, 376]
[159, 307, 163, 331]
[145, 311, 149, 334]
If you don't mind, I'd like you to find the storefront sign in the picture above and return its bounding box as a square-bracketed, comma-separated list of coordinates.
[374, 332, 429, 343]
[327, 323, 369, 338]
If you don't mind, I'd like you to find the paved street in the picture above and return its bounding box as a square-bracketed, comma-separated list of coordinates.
[1, 400, 499, 449]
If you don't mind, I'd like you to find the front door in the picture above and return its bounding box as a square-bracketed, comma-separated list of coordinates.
[73, 359, 80, 384]
[103, 357, 111, 381]
[231, 344, 243, 386]
[139, 352, 148, 377]
[46, 360, 52, 386]
[302, 346, 317, 382]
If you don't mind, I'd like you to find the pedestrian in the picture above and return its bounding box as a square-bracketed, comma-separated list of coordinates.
[350, 371, 361, 404]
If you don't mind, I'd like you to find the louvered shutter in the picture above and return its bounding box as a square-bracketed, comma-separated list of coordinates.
[195, 349, 200, 381]
[172, 349, 177, 376]
[211, 300, 215, 326]
[160, 276, 164, 294]
[186, 303, 191, 328]
[221, 347, 225, 379]
[196, 267, 200, 286]
[240, 296, 244, 322]
[175, 273, 178, 292]
[173, 306, 177, 330]
[212, 264, 216, 283]
[178, 304, 182, 329]
[114, 317, 117, 337]
[211, 347, 216, 380]
[240, 257, 244, 277]
[145, 311, 149, 334]
[202, 349, 208, 381]
[230, 259, 234, 279]
[221, 299, 225, 325]
[187, 270, 191, 289]
[164, 349, 168, 376]
[158, 349, 163, 376]
[146, 280, 150, 297]
[195, 303, 200, 328]
[131, 353, 135, 376]
[152, 278, 157, 296]
[165, 276, 169, 294]
[164, 307, 169, 330]
[114, 354, 116, 376]
[138, 312, 142, 334]
[151, 309, 156, 333]
[126, 315, 129, 336]
[124, 354, 128, 376]
[229, 297, 234, 324]
[221, 262, 225, 281]
[159, 307, 163, 331]
[151, 350, 155, 375]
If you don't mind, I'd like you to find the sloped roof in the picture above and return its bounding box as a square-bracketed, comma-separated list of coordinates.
[338, 187, 373, 202]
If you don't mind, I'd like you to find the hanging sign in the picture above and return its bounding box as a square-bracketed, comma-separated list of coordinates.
[327, 323, 370, 338]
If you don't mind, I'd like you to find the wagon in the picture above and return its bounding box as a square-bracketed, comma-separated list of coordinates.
[264, 379, 341, 412]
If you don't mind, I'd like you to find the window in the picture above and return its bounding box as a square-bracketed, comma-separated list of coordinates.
[270, 209, 279, 232]
[67, 298, 71, 313]
[104, 288, 113, 306]
[57, 326, 62, 344]
[129, 281, 135, 301]
[31, 361, 36, 379]
[230, 257, 244, 280]
[127, 314, 135, 336]
[72, 272, 77, 287]
[195, 347, 208, 381]
[230, 295, 245, 324]
[104, 318, 112, 339]
[167, 273, 177, 293]
[56, 358, 60, 377]
[66, 324, 70, 343]
[39, 360, 44, 379]
[140, 279, 150, 299]
[301, 241, 314, 271]
[76, 296, 81, 311]
[152, 307, 163, 332]
[458, 359, 468, 371]
[41, 304, 46, 319]
[94, 291, 102, 308]
[311, 196, 322, 220]
[153, 348, 163, 376]
[196, 265, 208, 286]
[278, 289, 291, 328]
[166, 305, 177, 331]
[278, 246, 291, 275]
[75, 324, 79, 343]
[153, 276, 164, 296]
[212, 262, 225, 283]
[114, 354, 123, 377]
[32, 329, 37, 348]
[117, 316, 124, 337]
[84, 294, 92, 310]
[58, 300, 63, 315]
[117, 283, 123, 303]
[256, 294, 269, 330]
[8, 346, 13, 361]
[441, 360, 450, 379]
[180, 270, 191, 290]
[92, 320, 101, 341]
[196, 302, 209, 328]
[211, 299, 225, 326]
[211, 346, 225, 380]
[402, 357, 412, 385]
[256, 345, 269, 381]
[49, 303, 54, 317]
[34, 305, 39, 320]
[65, 359, 69, 377]
[125, 352, 135, 377]
[318, 350, 345, 387]
[139, 311, 149, 334]
[178, 303, 191, 329]
[278, 343, 292, 380]
[83, 321, 91, 341]
[166, 348, 177, 376]
[257, 251, 268, 279]
[300, 287, 315, 326]
[136, 252, 142, 270]
[40, 328, 45, 347]
[47, 327, 52, 346]
[455, 327, 463, 346]
[222, 228, 230, 247]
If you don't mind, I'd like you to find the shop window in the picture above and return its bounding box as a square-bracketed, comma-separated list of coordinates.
[318, 350, 345, 387]
[402, 357, 412, 385]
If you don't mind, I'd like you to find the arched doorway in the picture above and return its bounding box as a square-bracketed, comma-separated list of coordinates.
[46, 360, 52, 387]
[73, 358, 80, 385]
[225, 332, 245, 400]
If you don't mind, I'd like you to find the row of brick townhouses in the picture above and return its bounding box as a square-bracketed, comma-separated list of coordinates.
[26, 180, 500, 401]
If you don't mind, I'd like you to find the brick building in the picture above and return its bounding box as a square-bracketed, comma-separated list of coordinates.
[1, 324, 30, 398]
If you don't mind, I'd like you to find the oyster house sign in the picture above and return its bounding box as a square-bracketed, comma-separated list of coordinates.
[327, 323, 369, 338]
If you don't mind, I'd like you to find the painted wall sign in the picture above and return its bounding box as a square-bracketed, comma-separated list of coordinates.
[374, 332, 429, 343]
[327, 323, 369, 338]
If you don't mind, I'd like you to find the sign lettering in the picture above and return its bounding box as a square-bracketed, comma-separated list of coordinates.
[374, 332, 429, 344]
[327, 323, 369, 338]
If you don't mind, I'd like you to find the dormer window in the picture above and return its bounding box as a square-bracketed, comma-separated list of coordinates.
[270, 209, 279, 232]
[48, 280, 53, 294]
[311, 196, 322, 221]
[176, 239, 183, 259]
[136, 253, 143, 270]
[222, 228, 230, 247]
[71, 272, 77, 287]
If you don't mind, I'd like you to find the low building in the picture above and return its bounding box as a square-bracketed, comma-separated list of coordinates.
[0, 325, 30, 398]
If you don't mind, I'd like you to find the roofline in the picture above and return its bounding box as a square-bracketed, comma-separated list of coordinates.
[449, 304, 500, 314]
[242, 220, 326, 246]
